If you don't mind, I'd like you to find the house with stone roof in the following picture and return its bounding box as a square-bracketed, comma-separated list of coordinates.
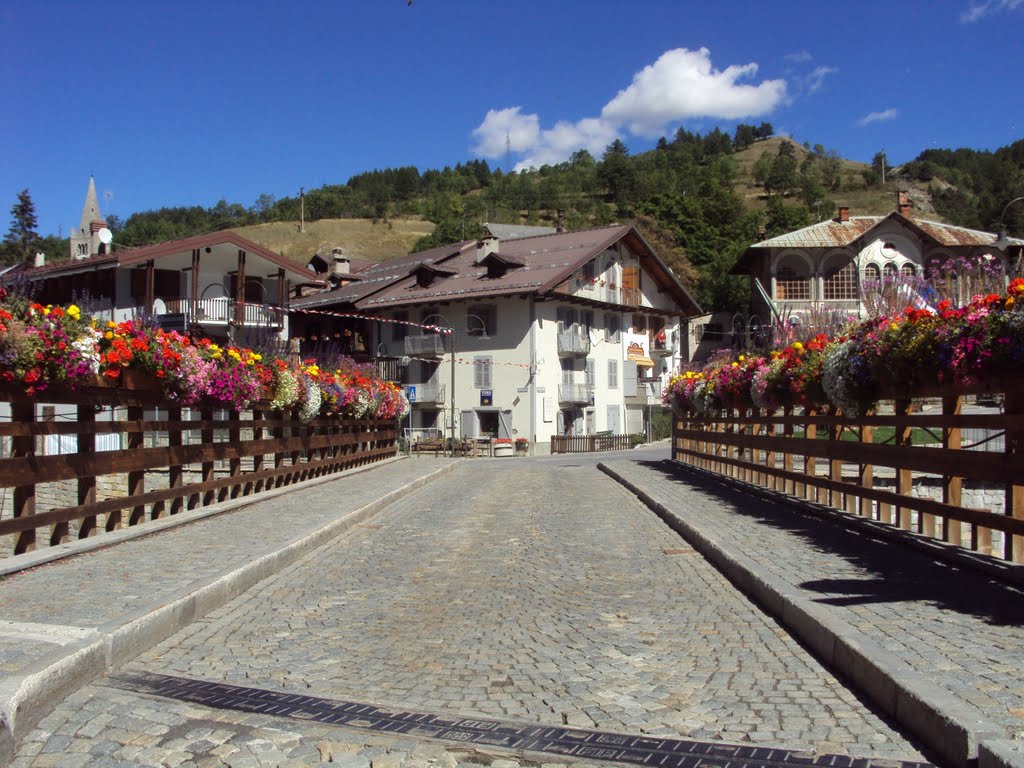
[732, 191, 1024, 330]
[290, 224, 701, 451]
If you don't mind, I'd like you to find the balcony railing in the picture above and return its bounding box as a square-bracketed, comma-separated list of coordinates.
[404, 334, 447, 357]
[557, 331, 591, 357]
[558, 383, 592, 405]
[408, 383, 445, 405]
[130, 298, 285, 328]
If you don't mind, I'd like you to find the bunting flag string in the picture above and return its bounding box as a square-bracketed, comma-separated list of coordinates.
[270, 303, 454, 333]
[239, 302, 534, 369]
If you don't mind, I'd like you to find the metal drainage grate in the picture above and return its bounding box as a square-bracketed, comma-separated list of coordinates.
[108, 673, 932, 768]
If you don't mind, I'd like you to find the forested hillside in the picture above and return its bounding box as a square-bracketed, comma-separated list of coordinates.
[7, 126, 1023, 313]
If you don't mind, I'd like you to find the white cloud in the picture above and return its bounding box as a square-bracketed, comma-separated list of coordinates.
[858, 108, 899, 126]
[515, 118, 620, 171]
[601, 48, 787, 136]
[471, 47, 788, 168]
[470, 107, 540, 158]
[805, 66, 838, 95]
[785, 50, 813, 63]
[960, 0, 1022, 22]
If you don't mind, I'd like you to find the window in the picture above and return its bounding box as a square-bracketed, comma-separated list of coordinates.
[560, 358, 575, 386]
[823, 258, 858, 300]
[775, 257, 811, 300]
[585, 359, 595, 391]
[604, 313, 620, 343]
[473, 355, 492, 388]
[468, 305, 496, 337]
[883, 262, 898, 279]
[862, 263, 881, 284]
[608, 359, 618, 389]
[392, 311, 409, 341]
[581, 310, 594, 335]
[632, 314, 647, 334]
[900, 263, 917, 278]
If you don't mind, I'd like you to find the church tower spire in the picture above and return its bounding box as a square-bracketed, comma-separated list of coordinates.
[70, 176, 108, 259]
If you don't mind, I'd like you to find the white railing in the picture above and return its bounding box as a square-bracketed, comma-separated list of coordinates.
[557, 331, 591, 356]
[558, 383, 591, 404]
[409, 383, 445, 405]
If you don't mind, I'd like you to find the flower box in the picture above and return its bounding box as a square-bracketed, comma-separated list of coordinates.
[493, 442, 514, 457]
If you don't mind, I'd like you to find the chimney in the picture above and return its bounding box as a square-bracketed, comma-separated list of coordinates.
[331, 246, 350, 276]
[476, 235, 499, 262]
[837, 206, 850, 223]
[895, 190, 911, 217]
[34, 252, 45, 268]
[556, 209, 565, 233]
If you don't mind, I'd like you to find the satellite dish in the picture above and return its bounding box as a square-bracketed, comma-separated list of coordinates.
[97, 228, 113, 245]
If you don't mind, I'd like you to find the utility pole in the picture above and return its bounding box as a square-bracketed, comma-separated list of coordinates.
[299, 187, 305, 233]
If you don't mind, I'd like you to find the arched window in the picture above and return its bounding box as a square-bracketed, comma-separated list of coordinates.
[883, 262, 898, 280]
[862, 263, 881, 285]
[775, 254, 811, 301]
[900, 263, 916, 278]
[823, 257, 858, 300]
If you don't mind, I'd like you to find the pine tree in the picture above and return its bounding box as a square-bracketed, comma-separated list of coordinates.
[3, 189, 40, 265]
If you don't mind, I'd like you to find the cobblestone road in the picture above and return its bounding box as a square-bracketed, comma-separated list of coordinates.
[12, 455, 927, 766]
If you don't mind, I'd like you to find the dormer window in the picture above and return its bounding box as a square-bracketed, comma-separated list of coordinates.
[411, 263, 455, 288]
[477, 252, 524, 280]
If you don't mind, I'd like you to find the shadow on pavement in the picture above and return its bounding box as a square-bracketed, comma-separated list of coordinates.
[631, 458, 1024, 628]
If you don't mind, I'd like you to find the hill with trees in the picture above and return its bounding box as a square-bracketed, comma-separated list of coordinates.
[5, 127, 1022, 313]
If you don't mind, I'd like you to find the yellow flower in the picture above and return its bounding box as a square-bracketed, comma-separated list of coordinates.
[1008, 297, 1016, 309]
[731, 362, 739, 368]
[228, 348, 241, 361]
[67, 304, 81, 320]
[107, 321, 117, 329]
[104, 331, 113, 340]
[738, 355, 745, 362]
[252, 353, 262, 361]
[792, 342, 804, 351]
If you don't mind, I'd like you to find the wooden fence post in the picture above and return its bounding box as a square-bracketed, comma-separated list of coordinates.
[12, 402, 36, 554]
[802, 408, 816, 502]
[859, 420, 874, 518]
[782, 406, 794, 495]
[127, 405, 146, 526]
[167, 406, 183, 515]
[1005, 389, 1023, 563]
[202, 407, 215, 506]
[76, 404, 98, 539]
[942, 395, 963, 546]
[894, 398, 913, 531]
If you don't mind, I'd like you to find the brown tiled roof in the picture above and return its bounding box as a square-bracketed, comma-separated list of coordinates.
[291, 225, 700, 316]
[21, 231, 315, 281]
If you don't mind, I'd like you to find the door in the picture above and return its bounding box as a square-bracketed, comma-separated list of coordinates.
[606, 405, 621, 434]
[498, 410, 512, 439]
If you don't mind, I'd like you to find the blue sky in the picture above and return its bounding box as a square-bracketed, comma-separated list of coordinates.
[3, 0, 1022, 237]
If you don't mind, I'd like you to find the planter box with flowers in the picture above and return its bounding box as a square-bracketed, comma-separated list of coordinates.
[515, 437, 529, 455]
[493, 438, 514, 457]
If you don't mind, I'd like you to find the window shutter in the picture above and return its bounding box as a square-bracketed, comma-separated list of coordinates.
[585, 359, 595, 390]
[624, 361, 638, 397]
[474, 356, 492, 388]
[608, 360, 618, 389]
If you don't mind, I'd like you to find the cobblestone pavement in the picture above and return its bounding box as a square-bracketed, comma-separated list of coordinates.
[12, 453, 928, 766]
[599, 457, 1024, 746]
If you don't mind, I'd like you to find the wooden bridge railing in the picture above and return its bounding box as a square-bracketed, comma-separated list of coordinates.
[671, 384, 1024, 566]
[550, 433, 633, 454]
[0, 378, 398, 559]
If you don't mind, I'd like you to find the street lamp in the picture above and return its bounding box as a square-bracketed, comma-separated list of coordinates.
[994, 197, 1024, 277]
[422, 314, 455, 457]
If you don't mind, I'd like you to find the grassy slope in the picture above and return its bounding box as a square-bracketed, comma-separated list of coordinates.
[227, 139, 942, 265]
[731, 137, 940, 219]
[229, 218, 434, 265]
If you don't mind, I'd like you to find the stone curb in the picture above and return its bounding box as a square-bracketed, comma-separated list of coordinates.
[980, 739, 1024, 768]
[0, 459, 461, 765]
[598, 460, 1006, 768]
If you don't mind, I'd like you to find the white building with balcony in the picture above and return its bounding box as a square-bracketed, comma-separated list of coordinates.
[732, 191, 1024, 331]
[290, 224, 701, 452]
[23, 230, 314, 345]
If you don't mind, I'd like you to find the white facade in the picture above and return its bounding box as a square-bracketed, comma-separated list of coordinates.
[378, 243, 685, 452]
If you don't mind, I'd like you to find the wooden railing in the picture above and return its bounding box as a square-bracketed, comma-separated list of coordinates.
[671, 383, 1024, 566]
[0, 379, 398, 559]
[551, 433, 633, 454]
